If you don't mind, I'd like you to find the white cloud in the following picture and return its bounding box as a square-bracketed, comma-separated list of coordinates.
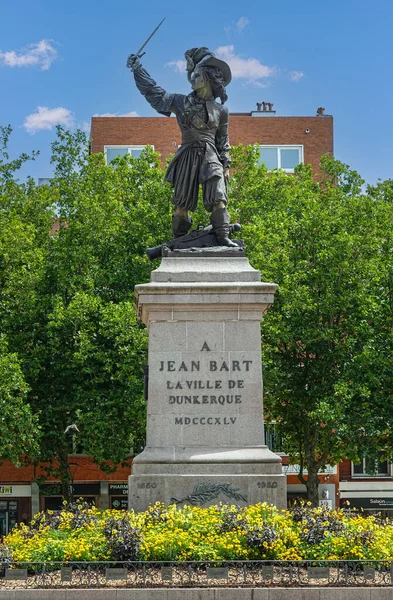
[225, 16, 249, 35]
[215, 45, 277, 84]
[79, 121, 91, 134]
[289, 70, 305, 82]
[0, 39, 58, 70]
[236, 17, 249, 32]
[23, 106, 75, 135]
[253, 81, 270, 89]
[93, 111, 139, 117]
[165, 45, 276, 86]
[165, 60, 186, 73]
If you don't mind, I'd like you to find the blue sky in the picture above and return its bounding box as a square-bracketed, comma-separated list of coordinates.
[1, 0, 392, 184]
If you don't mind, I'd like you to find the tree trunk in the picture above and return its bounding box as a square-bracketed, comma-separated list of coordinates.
[59, 453, 72, 503]
[305, 466, 320, 507]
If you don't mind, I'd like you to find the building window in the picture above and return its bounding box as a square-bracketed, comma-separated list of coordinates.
[352, 456, 390, 477]
[104, 145, 151, 164]
[259, 145, 303, 172]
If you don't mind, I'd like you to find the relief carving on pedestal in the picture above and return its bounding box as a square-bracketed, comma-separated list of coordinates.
[171, 482, 247, 505]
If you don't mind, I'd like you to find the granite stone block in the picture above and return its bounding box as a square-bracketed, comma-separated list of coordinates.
[186, 322, 225, 352]
[14, 593, 66, 600]
[252, 591, 270, 600]
[216, 590, 256, 600]
[224, 321, 262, 351]
[130, 254, 284, 511]
[149, 322, 187, 352]
[0, 593, 16, 600]
[151, 256, 261, 283]
[166, 590, 216, 600]
[65, 591, 117, 600]
[171, 310, 240, 322]
[117, 590, 168, 600]
[370, 590, 393, 600]
[317, 589, 370, 600]
[268, 589, 321, 600]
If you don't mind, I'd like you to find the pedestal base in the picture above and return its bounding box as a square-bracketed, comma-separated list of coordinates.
[129, 445, 286, 511]
[130, 254, 286, 511]
[129, 470, 285, 511]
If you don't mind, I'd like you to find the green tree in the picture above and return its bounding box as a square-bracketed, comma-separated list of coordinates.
[0, 126, 172, 497]
[229, 146, 393, 505]
[3, 124, 392, 507]
[0, 335, 40, 464]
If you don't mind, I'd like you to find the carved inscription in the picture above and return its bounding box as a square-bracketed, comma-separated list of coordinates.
[158, 343, 255, 428]
[159, 360, 252, 372]
[175, 416, 237, 425]
[257, 481, 278, 489]
[137, 482, 157, 489]
[169, 395, 242, 404]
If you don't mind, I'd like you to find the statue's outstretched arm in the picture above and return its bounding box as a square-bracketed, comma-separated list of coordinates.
[127, 54, 174, 117]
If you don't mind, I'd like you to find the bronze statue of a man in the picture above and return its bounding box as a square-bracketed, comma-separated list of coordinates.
[127, 47, 236, 246]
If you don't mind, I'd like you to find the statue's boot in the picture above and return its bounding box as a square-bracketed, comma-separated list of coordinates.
[210, 208, 237, 247]
[172, 215, 193, 238]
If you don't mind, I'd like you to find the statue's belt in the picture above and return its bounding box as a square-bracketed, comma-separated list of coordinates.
[181, 130, 216, 145]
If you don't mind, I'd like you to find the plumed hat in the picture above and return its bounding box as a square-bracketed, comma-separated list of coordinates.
[184, 47, 232, 86]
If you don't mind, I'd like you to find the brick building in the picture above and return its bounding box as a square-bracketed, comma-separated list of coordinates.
[0, 458, 131, 536]
[90, 107, 333, 175]
[339, 458, 393, 516]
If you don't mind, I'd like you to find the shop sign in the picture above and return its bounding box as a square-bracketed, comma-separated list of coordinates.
[283, 465, 337, 475]
[0, 485, 31, 497]
[111, 497, 128, 509]
[73, 483, 100, 496]
[40, 483, 100, 496]
[341, 497, 393, 510]
[109, 483, 128, 495]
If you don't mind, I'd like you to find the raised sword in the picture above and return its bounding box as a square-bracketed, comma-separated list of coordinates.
[131, 17, 166, 63]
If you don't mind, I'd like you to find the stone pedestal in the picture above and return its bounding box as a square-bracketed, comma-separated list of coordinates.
[129, 252, 286, 510]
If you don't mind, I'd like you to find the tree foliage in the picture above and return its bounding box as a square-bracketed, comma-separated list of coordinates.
[229, 145, 393, 504]
[0, 126, 174, 494]
[0, 335, 40, 464]
[2, 125, 393, 506]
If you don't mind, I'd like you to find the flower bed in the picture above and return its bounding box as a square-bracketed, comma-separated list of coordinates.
[3, 501, 393, 563]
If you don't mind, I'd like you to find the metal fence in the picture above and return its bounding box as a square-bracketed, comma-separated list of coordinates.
[1, 560, 393, 588]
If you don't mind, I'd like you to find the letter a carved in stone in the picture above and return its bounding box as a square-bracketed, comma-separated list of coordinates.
[201, 342, 211, 351]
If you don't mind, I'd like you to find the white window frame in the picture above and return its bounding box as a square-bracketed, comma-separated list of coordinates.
[259, 144, 304, 173]
[351, 457, 391, 478]
[104, 145, 153, 165]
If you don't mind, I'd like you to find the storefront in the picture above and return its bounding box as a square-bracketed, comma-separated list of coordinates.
[0, 484, 31, 536]
[39, 483, 101, 510]
[109, 483, 128, 509]
[340, 481, 393, 516]
[284, 464, 338, 509]
[340, 497, 393, 511]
